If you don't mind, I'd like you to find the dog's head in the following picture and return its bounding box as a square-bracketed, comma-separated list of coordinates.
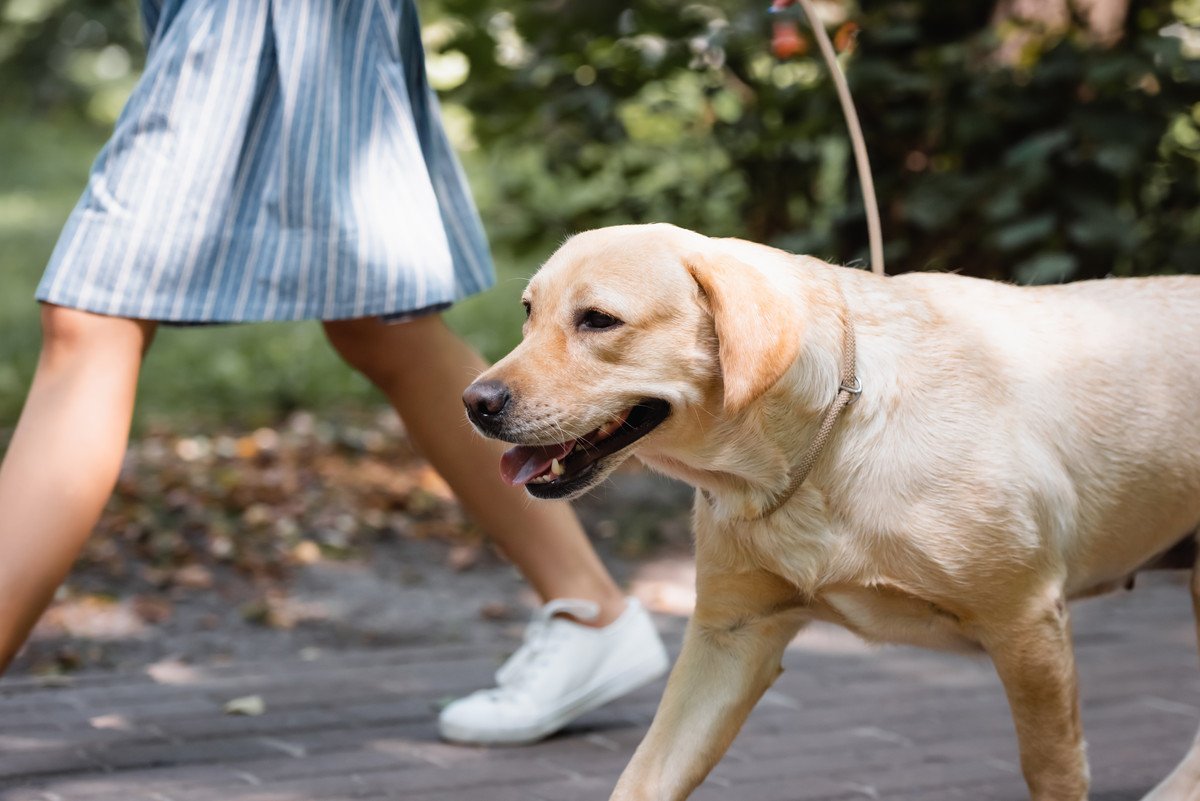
[463, 223, 805, 500]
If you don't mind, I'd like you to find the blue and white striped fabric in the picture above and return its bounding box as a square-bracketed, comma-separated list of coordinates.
[38, 0, 494, 323]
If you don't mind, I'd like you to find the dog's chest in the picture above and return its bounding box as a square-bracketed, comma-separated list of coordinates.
[726, 518, 982, 652]
[811, 585, 982, 653]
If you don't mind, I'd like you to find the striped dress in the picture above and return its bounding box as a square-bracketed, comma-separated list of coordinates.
[38, 0, 494, 323]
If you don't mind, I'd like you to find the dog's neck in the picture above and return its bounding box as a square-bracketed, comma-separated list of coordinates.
[640, 266, 852, 521]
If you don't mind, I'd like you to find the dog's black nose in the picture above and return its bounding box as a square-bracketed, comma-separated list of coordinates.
[463, 380, 512, 423]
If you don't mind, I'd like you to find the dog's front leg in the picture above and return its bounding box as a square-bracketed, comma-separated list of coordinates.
[610, 570, 807, 801]
[981, 591, 1088, 801]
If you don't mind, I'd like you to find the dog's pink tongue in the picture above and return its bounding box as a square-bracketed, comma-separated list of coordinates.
[500, 441, 575, 485]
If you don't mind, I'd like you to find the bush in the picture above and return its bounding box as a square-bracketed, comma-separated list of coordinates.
[434, 0, 1200, 280]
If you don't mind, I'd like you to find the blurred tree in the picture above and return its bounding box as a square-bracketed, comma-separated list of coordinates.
[433, 0, 1199, 281]
[0, 0, 142, 124]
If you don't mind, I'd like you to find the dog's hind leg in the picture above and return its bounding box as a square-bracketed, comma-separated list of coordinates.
[1141, 539, 1200, 801]
[610, 569, 808, 801]
[982, 588, 1089, 801]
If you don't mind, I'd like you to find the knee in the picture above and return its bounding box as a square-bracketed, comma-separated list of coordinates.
[323, 317, 418, 386]
[40, 304, 95, 352]
[38, 305, 155, 370]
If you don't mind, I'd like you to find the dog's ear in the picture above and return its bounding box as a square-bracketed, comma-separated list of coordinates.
[685, 251, 803, 415]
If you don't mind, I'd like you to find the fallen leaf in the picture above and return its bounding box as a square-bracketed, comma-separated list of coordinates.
[172, 564, 214, 590]
[292, 540, 321, 564]
[223, 695, 266, 716]
[90, 714, 132, 731]
[447, 543, 481, 572]
[480, 601, 513, 621]
[147, 658, 200, 685]
[132, 595, 174, 624]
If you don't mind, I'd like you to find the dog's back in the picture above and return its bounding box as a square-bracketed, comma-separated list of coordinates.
[885, 272, 1200, 591]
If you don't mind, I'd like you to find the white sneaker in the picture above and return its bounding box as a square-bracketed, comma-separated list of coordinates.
[438, 597, 670, 745]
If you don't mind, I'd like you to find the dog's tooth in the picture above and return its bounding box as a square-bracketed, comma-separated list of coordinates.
[550, 458, 564, 476]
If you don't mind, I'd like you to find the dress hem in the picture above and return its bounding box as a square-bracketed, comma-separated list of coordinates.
[34, 284, 488, 326]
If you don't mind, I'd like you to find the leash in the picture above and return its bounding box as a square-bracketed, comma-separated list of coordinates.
[771, 0, 885, 278]
[751, 303, 860, 520]
[739, 3, 881, 519]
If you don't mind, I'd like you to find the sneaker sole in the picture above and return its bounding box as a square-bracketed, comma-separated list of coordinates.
[438, 651, 670, 746]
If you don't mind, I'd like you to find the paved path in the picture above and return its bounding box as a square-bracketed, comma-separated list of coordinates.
[1, 573, 1197, 801]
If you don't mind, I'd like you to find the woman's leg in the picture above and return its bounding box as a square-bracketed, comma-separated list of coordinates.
[323, 313, 626, 625]
[0, 305, 156, 673]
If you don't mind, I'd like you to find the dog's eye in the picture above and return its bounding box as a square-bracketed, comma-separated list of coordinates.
[522, 300, 531, 319]
[579, 309, 622, 331]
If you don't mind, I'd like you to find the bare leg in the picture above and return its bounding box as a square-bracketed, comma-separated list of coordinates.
[1141, 545, 1200, 801]
[981, 591, 1089, 801]
[323, 314, 626, 625]
[0, 305, 155, 673]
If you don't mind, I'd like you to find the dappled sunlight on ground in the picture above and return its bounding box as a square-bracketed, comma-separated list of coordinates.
[628, 551, 695, 617]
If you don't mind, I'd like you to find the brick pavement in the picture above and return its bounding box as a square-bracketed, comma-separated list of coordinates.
[1, 573, 1197, 801]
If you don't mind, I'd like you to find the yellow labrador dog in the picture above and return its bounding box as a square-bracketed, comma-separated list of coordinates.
[462, 223, 1200, 801]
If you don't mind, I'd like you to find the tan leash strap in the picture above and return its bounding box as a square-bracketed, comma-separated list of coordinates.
[753, 304, 859, 520]
[787, 0, 885, 277]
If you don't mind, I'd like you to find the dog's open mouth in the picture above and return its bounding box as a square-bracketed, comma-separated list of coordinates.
[499, 400, 670, 498]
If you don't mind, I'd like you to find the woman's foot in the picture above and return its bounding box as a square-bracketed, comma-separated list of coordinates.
[439, 597, 669, 745]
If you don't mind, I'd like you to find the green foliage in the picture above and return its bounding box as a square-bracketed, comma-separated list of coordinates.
[434, 0, 1200, 280]
[0, 0, 143, 124]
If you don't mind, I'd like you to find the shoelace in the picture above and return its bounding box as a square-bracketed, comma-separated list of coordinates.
[491, 598, 601, 693]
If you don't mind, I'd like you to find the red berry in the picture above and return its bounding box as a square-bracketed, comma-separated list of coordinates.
[772, 20, 805, 59]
